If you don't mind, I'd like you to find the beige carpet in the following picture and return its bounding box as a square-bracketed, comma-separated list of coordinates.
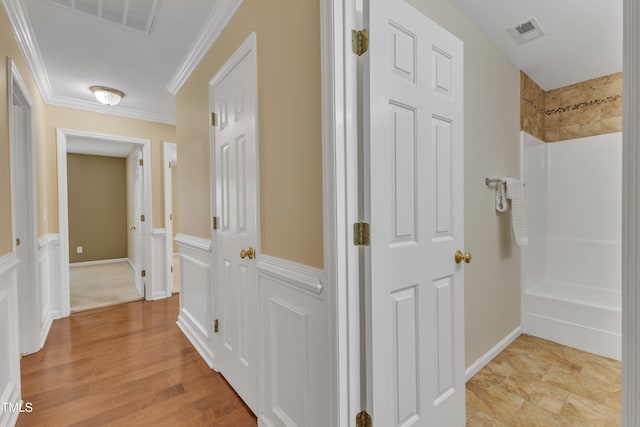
[70, 262, 142, 312]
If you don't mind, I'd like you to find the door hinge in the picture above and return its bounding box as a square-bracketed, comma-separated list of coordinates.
[170, 265, 174, 273]
[15, 238, 20, 247]
[169, 213, 173, 221]
[354, 222, 370, 246]
[168, 162, 172, 168]
[212, 216, 219, 230]
[141, 269, 146, 277]
[211, 112, 217, 126]
[139, 158, 144, 166]
[356, 411, 372, 427]
[214, 319, 219, 333]
[352, 29, 369, 56]
[140, 214, 145, 222]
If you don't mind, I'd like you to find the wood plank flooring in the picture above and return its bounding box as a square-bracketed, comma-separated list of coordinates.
[17, 296, 257, 427]
[466, 334, 621, 426]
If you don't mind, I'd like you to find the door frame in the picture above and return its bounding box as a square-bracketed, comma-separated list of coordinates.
[7, 57, 40, 354]
[56, 128, 153, 317]
[163, 141, 177, 296]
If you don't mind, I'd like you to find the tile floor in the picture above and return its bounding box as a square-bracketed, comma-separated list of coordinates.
[466, 334, 621, 426]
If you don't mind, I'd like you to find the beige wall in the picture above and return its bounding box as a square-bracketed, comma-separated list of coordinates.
[44, 106, 176, 234]
[0, 7, 48, 256]
[176, 0, 323, 268]
[407, 0, 522, 367]
[67, 154, 127, 262]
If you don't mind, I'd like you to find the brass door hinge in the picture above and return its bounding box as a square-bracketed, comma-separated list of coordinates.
[140, 214, 145, 222]
[141, 270, 146, 277]
[212, 216, 219, 230]
[16, 238, 20, 247]
[168, 162, 172, 168]
[170, 265, 174, 273]
[214, 319, 219, 333]
[354, 222, 370, 246]
[169, 213, 173, 221]
[139, 158, 144, 166]
[352, 29, 369, 56]
[211, 112, 217, 126]
[356, 411, 372, 427]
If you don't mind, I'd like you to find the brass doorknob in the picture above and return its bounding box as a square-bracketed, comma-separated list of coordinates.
[240, 247, 255, 260]
[455, 250, 472, 264]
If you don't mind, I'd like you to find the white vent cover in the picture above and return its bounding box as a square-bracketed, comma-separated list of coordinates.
[508, 17, 546, 45]
[47, 0, 161, 35]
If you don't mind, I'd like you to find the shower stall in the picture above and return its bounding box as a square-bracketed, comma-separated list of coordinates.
[520, 131, 621, 360]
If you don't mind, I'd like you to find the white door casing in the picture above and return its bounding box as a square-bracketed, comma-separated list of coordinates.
[163, 141, 178, 296]
[210, 32, 260, 414]
[133, 147, 145, 298]
[364, 1, 465, 425]
[57, 129, 153, 316]
[8, 57, 40, 356]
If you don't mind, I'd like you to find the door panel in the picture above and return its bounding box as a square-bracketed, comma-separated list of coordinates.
[365, 0, 464, 425]
[212, 45, 259, 413]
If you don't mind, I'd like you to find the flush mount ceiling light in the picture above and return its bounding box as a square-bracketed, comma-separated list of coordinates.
[90, 86, 125, 106]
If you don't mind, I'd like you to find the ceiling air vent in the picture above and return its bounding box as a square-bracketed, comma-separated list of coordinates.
[46, 0, 160, 35]
[508, 17, 545, 45]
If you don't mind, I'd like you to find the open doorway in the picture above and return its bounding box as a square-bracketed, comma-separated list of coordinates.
[56, 129, 153, 317]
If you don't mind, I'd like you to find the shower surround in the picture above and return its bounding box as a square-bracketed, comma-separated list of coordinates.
[520, 131, 621, 360]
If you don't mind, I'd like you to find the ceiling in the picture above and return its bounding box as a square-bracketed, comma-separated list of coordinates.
[448, 0, 623, 91]
[11, 0, 225, 124]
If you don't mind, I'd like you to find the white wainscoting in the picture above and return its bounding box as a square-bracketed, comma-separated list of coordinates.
[0, 253, 21, 427]
[175, 233, 214, 368]
[37, 234, 60, 350]
[256, 255, 330, 427]
[151, 229, 170, 300]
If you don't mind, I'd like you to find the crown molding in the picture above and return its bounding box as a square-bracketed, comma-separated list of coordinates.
[166, 0, 244, 95]
[2, 0, 54, 100]
[47, 94, 176, 125]
[2, 0, 176, 125]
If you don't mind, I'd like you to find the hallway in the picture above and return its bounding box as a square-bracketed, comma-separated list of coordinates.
[16, 297, 256, 427]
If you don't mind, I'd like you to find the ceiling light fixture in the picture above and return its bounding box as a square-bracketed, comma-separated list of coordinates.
[90, 86, 125, 106]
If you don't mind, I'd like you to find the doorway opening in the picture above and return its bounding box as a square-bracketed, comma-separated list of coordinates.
[56, 129, 153, 317]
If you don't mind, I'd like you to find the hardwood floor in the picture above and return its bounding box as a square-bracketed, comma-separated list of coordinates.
[466, 334, 621, 426]
[17, 296, 257, 427]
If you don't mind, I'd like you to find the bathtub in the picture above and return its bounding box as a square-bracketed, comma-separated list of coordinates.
[523, 280, 621, 360]
[520, 131, 622, 361]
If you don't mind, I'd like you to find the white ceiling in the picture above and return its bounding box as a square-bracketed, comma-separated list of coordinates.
[16, 0, 222, 123]
[67, 136, 135, 158]
[448, 0, 623, 90]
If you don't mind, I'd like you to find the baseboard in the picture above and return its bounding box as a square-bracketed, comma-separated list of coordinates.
[465, 326, 522, 382]
[151, 290, 170, 300]
[70, 258, 128, 267]
[39, 309, 58, 349]
[127, 258, 135, 270]
[177, 314, 214, 369]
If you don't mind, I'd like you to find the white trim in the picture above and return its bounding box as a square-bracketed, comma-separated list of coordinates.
[127, 258, 135, 270]
[256, 255, 324, 296]
[57, 128, 154, 317]
[177, 312, 214, 368]
[69, 258, 129, 267]
[623, 0, 639, 424]
[1, 0, 175, 125]
[163, 141, 177, 299]
[174, 233, 212, 253]
[324, 0, 361, 424]
[465, 327, 522, 382]
[166, 0, 244, 94]
[1, 0, 53, 101]
[37, 234, 59, 249]
[151, 229, 166, 237]
[0, 253, 20, 276]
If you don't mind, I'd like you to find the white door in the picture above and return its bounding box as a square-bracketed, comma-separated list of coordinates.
[211, 35, 259, 413]
[364, 0, 465, 425]
[132, 148, 144, 297]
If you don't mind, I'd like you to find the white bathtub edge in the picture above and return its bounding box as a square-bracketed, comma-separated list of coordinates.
[465, 326, 522, 382]
[523, 312, 621, 361]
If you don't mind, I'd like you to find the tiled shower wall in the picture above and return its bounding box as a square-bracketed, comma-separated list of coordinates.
[520, 71, 622, 142]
